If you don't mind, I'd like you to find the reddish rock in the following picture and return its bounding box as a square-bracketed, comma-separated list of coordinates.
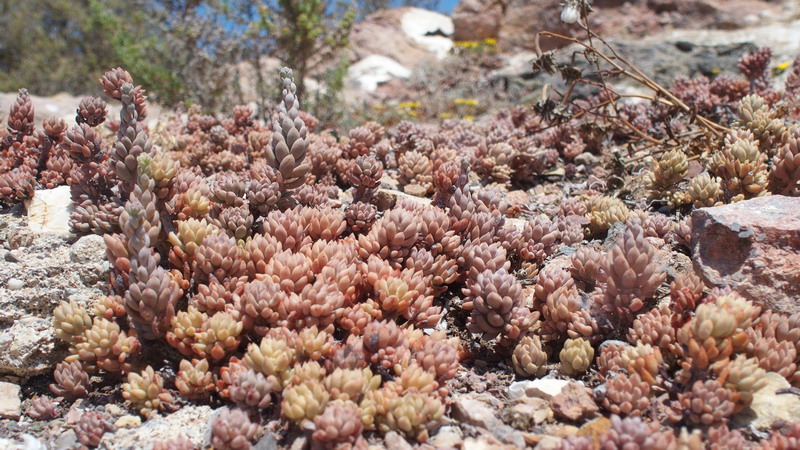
[691, 196, 800, 314]
[452, 0, 505, 41]
[549, 382, 599, 422]
[469, 0, 785, 51]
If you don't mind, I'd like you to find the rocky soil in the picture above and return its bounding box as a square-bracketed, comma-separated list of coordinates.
[2, 1, 800, 449]
[1, 187, 799, 448]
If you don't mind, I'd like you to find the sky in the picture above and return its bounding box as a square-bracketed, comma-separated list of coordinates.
[438, 0, 459, 13]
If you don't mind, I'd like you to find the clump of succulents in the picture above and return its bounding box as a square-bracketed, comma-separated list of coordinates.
[7, 35, 800, 449]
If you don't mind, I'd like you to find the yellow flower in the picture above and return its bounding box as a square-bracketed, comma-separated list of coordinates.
[774, 61, 792, 75]
[397, 102, 420, 109]
[453, 98, 478, 106]
[484, 38, 497, 46]
[463, 115, 475, 121]
[710, 67, 722, 75]
[438, 113, 453, 119]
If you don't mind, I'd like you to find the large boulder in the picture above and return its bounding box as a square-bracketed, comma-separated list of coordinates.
[452, 0, 505, 41]
[348, 8, 452, 69]
[461, 0, 789, 52]
[345, 8, 453, 99]
[690, 195, 800, 314]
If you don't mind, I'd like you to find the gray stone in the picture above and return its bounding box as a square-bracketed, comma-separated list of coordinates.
[0, 318, 63, 376]
[5, 250, 22, 262]
[734, 372, 800, 430]
[0, 214, 107, 376]
[253, 432, 279, 450]
[102, 405, 214, 449]
[0, 381, 22, 419]
[70, 234, 107, 264]
[501, 397, 553, 430]
[54, 430, 78, 450]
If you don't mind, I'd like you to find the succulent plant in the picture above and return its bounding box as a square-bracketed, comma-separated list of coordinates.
[50, 360, 90, 399]
[644, 148, 688, 201]
[512, 335, 549, 377]
[587, 196, 629, 235]
[688, 172, 723, 208]
[53, 300, 92, 346]
[175, 358, 215, 400]
[599, 224, 665, 325]
[28, 396, 59, 420]
[244, 336, 297, 387]
[311, 400, 364, 447]
[191, 311, 243, 361]
[668, 379, 735, 425]
[76, 96, 109, 127]
[228, 368, 275, 409]
[601, 373, 650, 416]
[210, 407, 261, 450]
[73, 317, 141, 372]
[619, 343, 663, 386]
[414, 333, 461, 381]
[770, 131, 800, 195]
[462, 269, 537, 342]
[7, 88, 35, 136]
[75, 410, 114, 447]
[377, 391, 444, 443]
[560, 338, 594, 376]
[266, 68, 309, 190]
[281, 378, 330, 423]
[600, 415, 676, 449]
[710, 129, 769, 200]
[345, 202, 378, 233]
[627, 307, 675, 351]
[121, 366, 175, 418]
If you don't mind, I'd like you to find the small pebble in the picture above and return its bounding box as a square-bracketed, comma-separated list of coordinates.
[4, 250, 21, 262]
[7, 279, 24, 290]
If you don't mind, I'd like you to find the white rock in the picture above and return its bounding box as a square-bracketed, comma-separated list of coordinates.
[346, 55, 412, 93]
[24, 186, 73, 235]
[19, 435, 47, 450]
[400, 8, 454, 59]
[7, 278, 23, 290]
[0, 381, 22, 419]
[102, 405, 214, 449]
[508, 379, 574, 401]
[734, 372, 800, 430]
[430, 426, 463, 448]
